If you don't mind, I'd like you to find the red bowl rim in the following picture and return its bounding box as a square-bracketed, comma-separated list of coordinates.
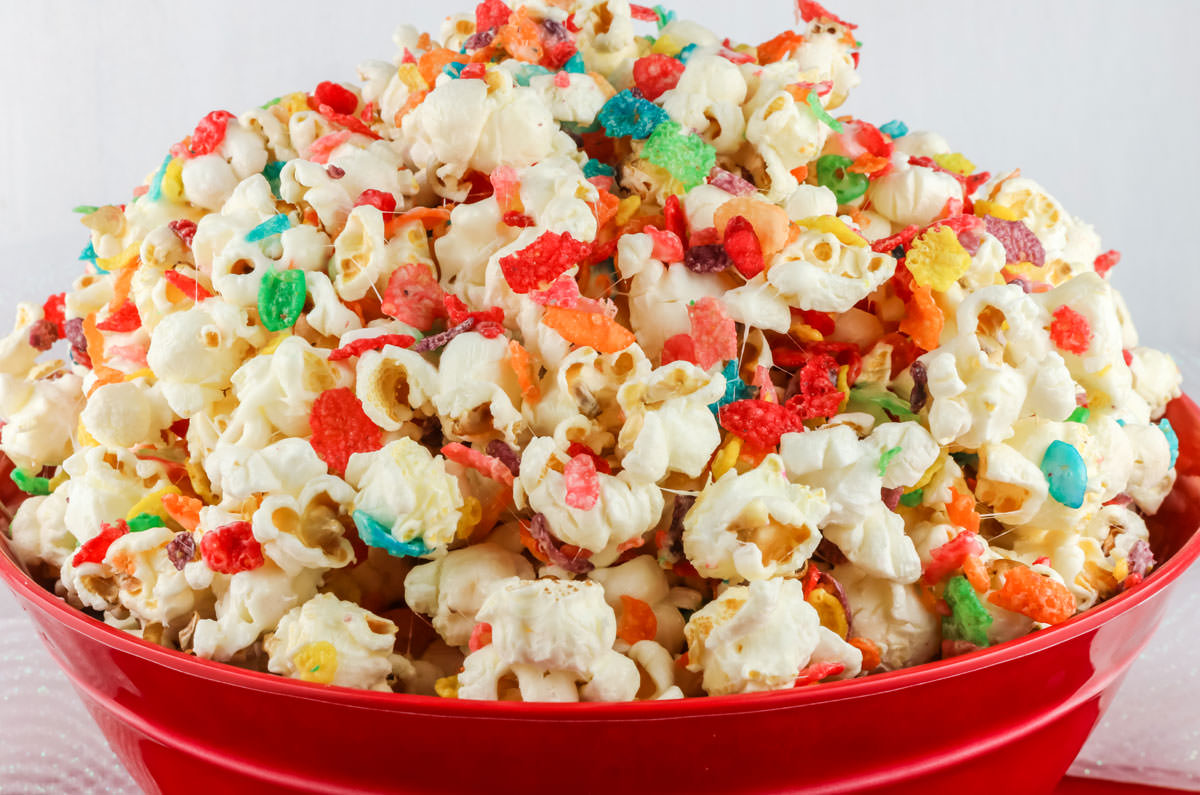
[2, 400, 1198, 720]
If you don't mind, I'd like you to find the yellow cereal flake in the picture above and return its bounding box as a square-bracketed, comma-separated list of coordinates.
[836, 364, 850, 411]
[1112, 558, 1129, 583]
[456, 496, 482, 539]
[123, 368, 156, 383]
[259, 332, 292, 356]
[616, 194, 642, 226]
[95, 243, 141, 274]
[283, 92, 311, 115]
[973, 200, 1018, 221]
[797, 215, 868, 248]
[906, 226, 971, 292]
[125, 485, 183, 523]
[48, 469, 69, 492]
[806, 587, 849, 639]
[711, 436, 743, 481]
[294, 641, 339, 685]
[434, 674, 460, 699]
[396, 63, 428, 93]
[76, 418, 99, 448]
[651, 34, 684, 56]
[932, 152, 976, 176]
[161, 158, 185, 203]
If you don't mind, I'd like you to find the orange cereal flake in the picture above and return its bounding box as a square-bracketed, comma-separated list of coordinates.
[617, 595, 658, 645]
[988, 565, 1076, 625]
[541, 307, 636, 353]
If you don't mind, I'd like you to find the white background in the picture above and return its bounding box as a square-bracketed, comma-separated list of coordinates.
[0, 1, 1198, 791]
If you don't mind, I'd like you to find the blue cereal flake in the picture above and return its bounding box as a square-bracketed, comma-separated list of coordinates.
[678, 43, 699, 63]
[353, 510, 431, 559]
[245, 214, 291, 242]
[443, 61, 466, 79]
[146, 153, 172, 202]
[564, 52, 586, 73]
[583, 158, 616, 178]
[879, 119, 908, 139]
[262, 161, 286, 198]
[709, 360, 753, 417]
[511, 63, 552, 87]
[1041, 440, 1087, 509]
[597, 89, 671, 140]
[79, 241, 98, 265]
[1159, 418, 1179, 469]
[805, 92, 844, 133]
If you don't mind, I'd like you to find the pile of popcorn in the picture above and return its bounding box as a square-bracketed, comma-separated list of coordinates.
[0, 0, 1183, 701]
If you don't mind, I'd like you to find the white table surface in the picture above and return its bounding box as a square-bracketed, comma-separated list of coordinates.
[1, 1, 1198, 792]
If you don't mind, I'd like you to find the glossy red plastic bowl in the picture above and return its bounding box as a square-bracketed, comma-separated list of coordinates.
[3, 397, 1199, 795]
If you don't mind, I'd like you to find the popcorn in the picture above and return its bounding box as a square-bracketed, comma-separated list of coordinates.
[457, 578, 640, 702]
[265, 593, 398, 691]
[683, 454, 828, 582]
[1, 0, 1183, 699]
[684, 578, 861, 696]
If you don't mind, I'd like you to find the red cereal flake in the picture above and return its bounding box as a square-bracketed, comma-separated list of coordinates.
[1049, 305, 1092, 356]
[564, 452, 600, 510]
[687, 297, 737, 370]
[797, 0, 857, 28]
[663, 194, 688, 242]
[444, 294, 506, 337]
[200, 521, 265, 575]
[793, 661, 846, 687]
[469, 622, 493, 652]
[310, 388, 383, 476]
[722, 215, 765, 278]
[476, 0, 512, 30]
[72, 520, 129, 567]
[328, 334, 415, 362]
[988, 565, 1076, 625]
[41, 293, 66, 336]
[187, 110, 235, 157]
[617, 595, 659, 645]
[317, 103, 382, 140]
[313, 81, 359, 116]
[645, 226, 685, 263]
[307, 131, 353, 164]
[462, 62, 488, 81]
[441, 442, 516, 486]
[689, 226, 722, 248]
[629, 3, 659, 21]
[502, 211, 536, 228]
[632, 54, 686, 102]
[785, 353, 843, 419]
[719, 399, 807, 450]
[529, 275, 584, 310]
[922, 530, 982, 585]
[566, 442, 612, 475]
[1094, 249, 1120, 277]
[354, 189, 397, 214]
[380, 264, 447, 332]
[499, 231, 593, 293]
[163, 270, 213, 302]
[871, 224, 921, 256]
[661, 333, 698, 366]
[95, 301, 142, 333]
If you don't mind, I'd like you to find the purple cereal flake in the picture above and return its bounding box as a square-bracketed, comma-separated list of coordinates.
[63, 317, 87, 349]
[909, 360, 928, 413]
[663, 494, 695, 558]
[1128, 539, 1155, 579]
[539, 19, 570, 43]
[486, 439, 521, 476]
[166, 533, 196, 571]
[27, 319, 59, 351]
[683, 244, 732, 274]
[984, 215, 1045, 267]
[708, 168, 757, 197]
[412, 318, 475, 353]
[881, 487, 903, 512]
[528, 513, 594, 574]
[326, 165, 346, 179]
[464, 29, 496, 50]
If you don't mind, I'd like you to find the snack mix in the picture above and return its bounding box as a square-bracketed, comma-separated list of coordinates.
[0, 0, 1182, 701]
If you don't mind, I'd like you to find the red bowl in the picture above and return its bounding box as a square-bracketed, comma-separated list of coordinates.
[3, 397, 1199, 795]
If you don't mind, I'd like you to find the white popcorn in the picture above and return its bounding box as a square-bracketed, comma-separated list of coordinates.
[404, 542, 535, 647]
[1128, 346, 1182, 420]
[146, 298, 266, 418]
[457, 578, 640, 702]
[744, 78, 832, 201]
[344, 438, 464, 553]
[683, 454, 828, 582]
[832, 563, 940, 670]
[266, 593, 398, 692]
[684, 578, 861, 696]
[192, 562, 322, 662]
[80, 380, 174, 451]
[8, 491, 75, 572]
[529, 72, 608, 126]
[252, 472, 357, 575]
[574, 0, 640, 77]
[661, 54, 748, 154]
[355, 342, 440, 432]
[867, 163, 962, 228]
[516, 436, 664, 567]
[765, 225, 897, 313]
[433, 331, 525, 443]
[58, 446, 176, 548]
